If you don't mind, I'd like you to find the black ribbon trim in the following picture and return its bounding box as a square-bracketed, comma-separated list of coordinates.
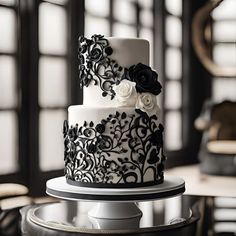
[66, 178, 164, 188]
[46, 186, 185, 201]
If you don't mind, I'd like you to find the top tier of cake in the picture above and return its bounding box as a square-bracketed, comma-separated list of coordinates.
[79, 35, 150, 107]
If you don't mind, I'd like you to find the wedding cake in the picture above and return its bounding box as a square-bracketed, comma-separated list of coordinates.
[63, 35, 166, 188]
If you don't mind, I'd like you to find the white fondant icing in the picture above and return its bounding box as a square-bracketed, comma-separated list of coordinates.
[108, 37, 149, 68]
[83, 37, 150, 107]
[69, 106, 138, 126]
[68, 105, 162, 184]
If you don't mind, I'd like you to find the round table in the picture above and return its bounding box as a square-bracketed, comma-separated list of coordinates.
[21, 198, 199, 236]
[20, 176, 201, 235]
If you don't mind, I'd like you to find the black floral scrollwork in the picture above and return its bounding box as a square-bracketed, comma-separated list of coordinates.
[78, 34, 123, 99]
[63, 110, 165, 187]
[78, 35, 163, 102]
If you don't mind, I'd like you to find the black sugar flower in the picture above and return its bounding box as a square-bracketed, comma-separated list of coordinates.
[122, 63, 162, 96]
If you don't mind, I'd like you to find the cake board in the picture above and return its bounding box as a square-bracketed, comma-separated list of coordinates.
[46, 176, 185, 229]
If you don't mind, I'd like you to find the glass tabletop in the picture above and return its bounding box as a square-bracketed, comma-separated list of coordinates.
[27, 195, 199, 234]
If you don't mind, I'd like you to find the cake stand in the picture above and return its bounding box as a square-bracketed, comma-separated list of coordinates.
[46, 176, 185, 230]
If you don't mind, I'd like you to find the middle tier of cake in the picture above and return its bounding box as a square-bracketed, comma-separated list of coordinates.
[63, 105, 165, 188]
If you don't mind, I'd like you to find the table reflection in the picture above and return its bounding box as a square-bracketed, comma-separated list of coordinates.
[28, 195, 199, 233]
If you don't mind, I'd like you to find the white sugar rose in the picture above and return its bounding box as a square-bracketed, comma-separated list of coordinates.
[114, 79, 137, 106]
[136, 93, 160, 117]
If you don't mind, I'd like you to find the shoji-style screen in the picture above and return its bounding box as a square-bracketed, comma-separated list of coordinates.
[38, 0, 69, 171]
[85, 0, 155, 65]
[163, 0, 183, 151]
[0, 0, 19, 175]
[211, 0, 236, 101]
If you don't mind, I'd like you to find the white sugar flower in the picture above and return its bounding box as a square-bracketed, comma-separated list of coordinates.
[114, 79, 137, 106]
[136, 93, 160, 117]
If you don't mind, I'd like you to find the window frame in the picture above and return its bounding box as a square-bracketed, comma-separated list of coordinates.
[0, 1, 22, 183]
[154, 0, 212, 168]
[0, 0, 84, 196]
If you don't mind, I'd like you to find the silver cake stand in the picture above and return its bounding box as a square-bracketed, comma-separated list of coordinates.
[46, 176, 185, 230]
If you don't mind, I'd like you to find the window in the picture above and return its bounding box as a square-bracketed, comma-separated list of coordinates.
[0, 0, 83, 195]
[31, 0, 83, 194]
[0, 0, 19, 175]
[163, 0, 183, 151]
[154, 0, 198, 166]
[85, 0, 155, 65]
[38, 1, 68, 171]
[211, 0, 236, 102]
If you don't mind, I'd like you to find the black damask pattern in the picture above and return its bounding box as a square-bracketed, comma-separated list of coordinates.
[78, 34, 123, 99]
[63, 110, 165, 187]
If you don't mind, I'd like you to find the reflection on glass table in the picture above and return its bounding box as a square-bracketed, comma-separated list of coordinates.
[166, 164, 236, 235]
[21, 195, 200, 236]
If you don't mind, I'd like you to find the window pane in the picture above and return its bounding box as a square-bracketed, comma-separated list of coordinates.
[165, 0, 182, 16]
[85, 14, 110, 37]
[39, 110, 65, 171]
[212, 0, 236, 20]
[138, 0, 153, 9]
[213, 21, 236, 42]
[0, 0, 15, 6]
[113, 23, 137, 37]
[212, 78, 236, 102]
[214, 222, 236, 233]
[0, 56, 17, 108]
[165, 111, 182, 150]
[0, 8, 16, 53]
[140, 9, 153, 28]
[45, 0, 68, 5]
[113, 0, 136, 24]
[39, 57, 68, 107]
[165, 47, 182, 80]
[165, 16, 182, 47]
[213, 44, 236, 67]
[0, 111, 18, 174]
[39, 3, 67, 55]
[85, 0, 109, 17]
[165, 81, 182, 109]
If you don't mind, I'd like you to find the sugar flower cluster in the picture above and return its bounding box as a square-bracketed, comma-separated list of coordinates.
[113, 63, 162, 117]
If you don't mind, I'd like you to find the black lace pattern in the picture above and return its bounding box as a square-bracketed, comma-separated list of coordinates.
[78, 34, 162, 100]
[63, 110, 165, 187]
[78, 34, 123, 99]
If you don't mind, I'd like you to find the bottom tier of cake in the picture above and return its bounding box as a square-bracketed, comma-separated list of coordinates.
[63, 105, 166, 188]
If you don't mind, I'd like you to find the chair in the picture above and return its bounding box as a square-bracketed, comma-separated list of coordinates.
[0, 183, 31, 236]
[195, 100, 236, 176]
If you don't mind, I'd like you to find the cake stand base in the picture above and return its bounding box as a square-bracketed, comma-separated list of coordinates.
[46, 176, 185, 229]
[88, 202, 142, 229]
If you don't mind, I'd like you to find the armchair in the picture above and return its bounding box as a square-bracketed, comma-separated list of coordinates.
[195, 100, 236, 176]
